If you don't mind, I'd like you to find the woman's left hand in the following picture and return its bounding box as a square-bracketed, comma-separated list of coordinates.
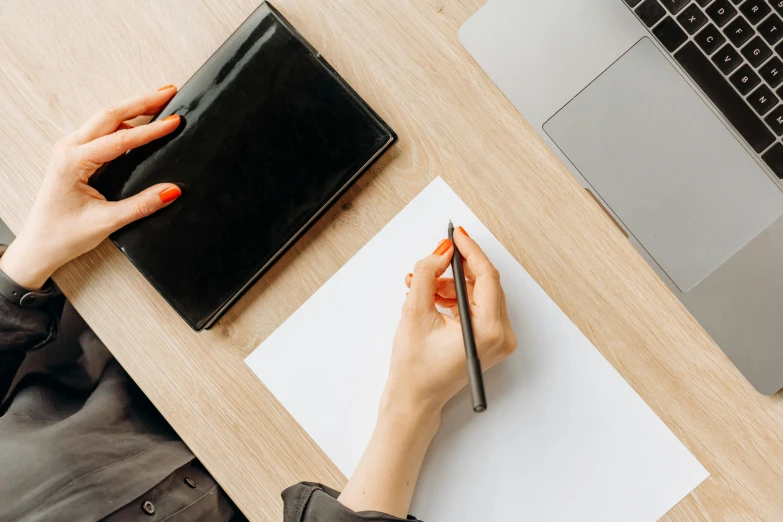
[0, 86, 183, 290]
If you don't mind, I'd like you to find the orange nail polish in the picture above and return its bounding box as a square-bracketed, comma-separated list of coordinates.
[157, 84, 175, 91]
[433, 239, 451, 256]
[161, 114, 179, 123]
[457, 226, 469, 238]
[159, 186, 181, 203]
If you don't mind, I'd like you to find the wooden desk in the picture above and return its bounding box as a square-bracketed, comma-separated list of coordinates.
[1, 0, 782, 519]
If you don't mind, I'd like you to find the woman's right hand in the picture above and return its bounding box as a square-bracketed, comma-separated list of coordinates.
[339, 227, 516, 518]
[382, 226, 517, 418]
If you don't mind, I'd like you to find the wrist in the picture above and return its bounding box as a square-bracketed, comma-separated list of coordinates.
[0, 237, 57, 290]
[378, 386, 443, 439]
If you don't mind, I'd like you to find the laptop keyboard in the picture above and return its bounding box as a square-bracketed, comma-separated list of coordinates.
[624, 0, 783, 178]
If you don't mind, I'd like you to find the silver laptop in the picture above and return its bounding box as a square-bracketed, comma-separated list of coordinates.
[460, 0, 783, 394]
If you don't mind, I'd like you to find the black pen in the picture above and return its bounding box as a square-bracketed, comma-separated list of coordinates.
[449, 221, 487, 413]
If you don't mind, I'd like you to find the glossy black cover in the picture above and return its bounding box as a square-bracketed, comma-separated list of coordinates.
[91, 2, 396, 331]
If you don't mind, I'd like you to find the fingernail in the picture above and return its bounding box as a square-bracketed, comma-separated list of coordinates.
[157, 84, 176, 91]
[457, 226, 469, 238]
[161, 114, 179, 123]
[433, 239, 451, 256]
[159, 186, 182, 203]
[407, 273, 413, 278]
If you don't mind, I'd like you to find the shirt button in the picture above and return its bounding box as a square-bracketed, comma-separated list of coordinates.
[142, 500, 155, 515]
[184, 477, 196, 488]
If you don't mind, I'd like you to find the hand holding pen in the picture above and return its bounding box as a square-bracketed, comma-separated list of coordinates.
[385, 225, 517, 416]
[342, 226, 518, 516]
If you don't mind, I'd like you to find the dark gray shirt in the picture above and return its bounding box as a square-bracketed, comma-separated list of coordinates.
[0, 292, 417, 521]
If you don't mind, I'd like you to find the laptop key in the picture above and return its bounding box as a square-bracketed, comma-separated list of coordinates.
[654, 17, 689, 51]
[636, 0, 667, 26]
[678, 4, 708, 34]
[772, 0, 783, 17]
[706, 0, 738, 27]
[695, 0, 711, 5]
[742, 36, 773, 66]
[696, 23, 728, 54]
[748, 84, 779, 114]
[763, 105, 783, 134]
[674, 42, 775, 152]
[660, 0, 690, 14]
[730, 63, 763, 93]
[741, 0, 772, 24]
[725, 16, 754, 46]
[624, 0, 644, 7]
[759, 56, 783, 86]
[713, 43, 744, 73]
[758, 13, 783, 44]
[762, 142, 783, 176]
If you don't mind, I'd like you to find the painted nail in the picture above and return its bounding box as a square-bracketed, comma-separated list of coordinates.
[159, 186, 182, 203]
[433, 239, 451, 256]
[407, 273, 413, 278]
[161, 114, 179, 123]
[457, 226, 469, 238]
[157, 84, 176, 91]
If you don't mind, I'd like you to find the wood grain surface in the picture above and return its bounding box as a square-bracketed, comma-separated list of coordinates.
[1, 0, 783, 520]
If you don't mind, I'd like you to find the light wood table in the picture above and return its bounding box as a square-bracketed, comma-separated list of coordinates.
[1, 0, 783, 520]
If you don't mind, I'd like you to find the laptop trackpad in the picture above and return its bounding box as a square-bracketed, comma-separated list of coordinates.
[544, 38, 783, 292]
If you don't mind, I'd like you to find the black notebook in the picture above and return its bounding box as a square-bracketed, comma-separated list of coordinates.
[92, 2, 396, 331]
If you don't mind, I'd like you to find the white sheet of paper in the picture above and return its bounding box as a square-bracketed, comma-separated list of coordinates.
[246, 177, 708, 521]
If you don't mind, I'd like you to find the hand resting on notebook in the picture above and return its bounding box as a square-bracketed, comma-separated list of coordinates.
[338, 227, 517, 518]
[0, 87, 182, 290]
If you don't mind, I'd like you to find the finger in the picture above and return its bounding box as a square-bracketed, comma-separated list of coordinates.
[462, 258, 477, 283]
[102, 183, 182, 231]
[405, 275, 474, 302]
[75, 85, 178, 143]
[434, 296, 458, 309]
[406, 273, 454, 295]
[116, 122, 134, 131]
[406, 239, 453, 314]
[78, 115, 180, 166]
[453, 225, 502, 315]
[430, 278, 474, 303]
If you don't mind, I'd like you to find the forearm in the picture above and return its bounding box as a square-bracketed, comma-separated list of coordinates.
[338, 392, 441, 518]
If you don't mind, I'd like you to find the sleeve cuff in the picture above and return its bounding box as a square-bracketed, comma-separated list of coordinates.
[0, 289, 65, 353]
[282, 482, 420, 522]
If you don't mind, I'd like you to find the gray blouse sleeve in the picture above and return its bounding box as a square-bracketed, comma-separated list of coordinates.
[0, 290, 64, 400]
[282, 482, 421, 522]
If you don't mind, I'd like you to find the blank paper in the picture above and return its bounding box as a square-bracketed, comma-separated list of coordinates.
[246, 177, 708, 521]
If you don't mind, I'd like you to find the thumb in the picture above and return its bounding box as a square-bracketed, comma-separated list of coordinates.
[106, 183, 182, 231]
[407, 239, 454, 314]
